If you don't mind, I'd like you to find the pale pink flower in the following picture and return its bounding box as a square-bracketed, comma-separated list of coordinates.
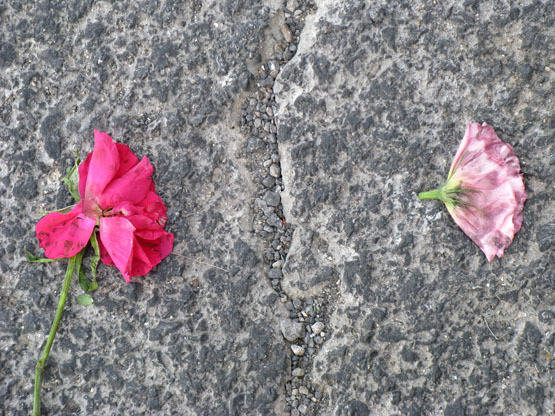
[419, 122, 527, 261]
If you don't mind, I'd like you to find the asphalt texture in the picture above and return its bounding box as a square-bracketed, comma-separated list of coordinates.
[0, 1, 553, 415]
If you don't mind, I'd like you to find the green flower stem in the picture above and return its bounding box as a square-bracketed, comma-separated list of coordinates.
[33, 255, 77, 416]
[418, 189, 442, 200]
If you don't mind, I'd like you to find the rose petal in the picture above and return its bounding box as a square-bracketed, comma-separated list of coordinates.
[128, 243, 153, 276]
[126, 214, 164, 233]
[126, 214, 174, 276]
[99, 216, 135, 282]
[132, 232, 174, 276]
[78, 152, 92, 200]
[78, 142, 139, 200]
[115, 143, 140, 177]
[97, 235, 114, 266]
[99, 215, 174, 278]
[137, 190, 168, 226]
[98, 156, 154, 209]
[36, 201, 96, 259]
[85, 131, 120, 200]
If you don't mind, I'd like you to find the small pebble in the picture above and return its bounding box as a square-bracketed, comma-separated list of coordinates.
[268, 268, 282, 279]
[262, 176, 275, 188]
[291, 344, 305, 356]
[311, 321, 324, 335]
[280, 23, 293, 43]
[268, 60, 279, 74]
[269, 164, 281, 177]
[299, 386, 309, 395]
[292, 368, 305, 377]
[286, 0, 299, 12]
[280, 318, 304, 341]
[264, 190, 281, 207]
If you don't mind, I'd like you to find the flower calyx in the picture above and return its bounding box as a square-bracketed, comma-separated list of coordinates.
[418, 177, 478, 212]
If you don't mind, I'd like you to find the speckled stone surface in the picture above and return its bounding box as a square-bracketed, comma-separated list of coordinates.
[1, 1, 290, 414]
[275, 0, 553, 415]
[0, 0, 553, 415]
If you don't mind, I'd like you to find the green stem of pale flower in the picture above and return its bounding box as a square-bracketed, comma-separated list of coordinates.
[418, 189, 442, 200]
[33, 255, 77, 416]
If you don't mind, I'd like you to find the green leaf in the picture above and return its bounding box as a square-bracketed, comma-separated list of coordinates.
[75, 238, 99, 293]
[24, 248, 58, 263]
[89, 232, 101, 284]
[78, 265, 92, 292]
[74, 248, 89, 292]
[88, 277, 99, 291]
[78, 266, 98, 292]
[39, 204, 75, 216]
[62, 154, 81, 202]
[77, 294, 93, 306]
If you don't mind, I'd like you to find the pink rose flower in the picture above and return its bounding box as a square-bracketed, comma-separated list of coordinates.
[419, 122, 527, 261]
[36, 131, 174, 282]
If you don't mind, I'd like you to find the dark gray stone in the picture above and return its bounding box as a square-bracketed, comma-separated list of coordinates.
[12, 177, 37, 199]
[0, 42, 16, 67]
[0, 1, 291, 414]
[263, 190, 281, 207]
[40, 112, 63, 159]
[444, 399, 465, 416]
[275, 0, 552, 414]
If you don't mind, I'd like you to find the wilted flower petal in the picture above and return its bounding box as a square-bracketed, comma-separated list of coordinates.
[98, 156, 154, 207]
[99, 216, 135, 283]
[84, 130, 121, 199]
[419, 122, 527, 261]
[78, 141, 139, 200]
[36, 201, 96, 259]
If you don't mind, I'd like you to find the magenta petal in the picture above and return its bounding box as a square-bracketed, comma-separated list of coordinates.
[447, 122, 527, 261]
[132, 232, 174, 276]
[142, 231, 174, 261]
[97, 235, 115, 266]
[125, 214, 174, 276]
[36, 201, 96, 259]
[78, 152, 92, 200]
[98, 156, 154, 208]
[126, 214, 164, 233]
[99, 216, 135, 282]
[78, 142, 138, 200]
[137, 191, 168, 226]
[129, 242, 154, 277]
[115, 143, 139, 177]
[84, 131, 120, 200]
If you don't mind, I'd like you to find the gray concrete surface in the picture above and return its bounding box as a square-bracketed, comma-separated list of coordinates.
[0, 0, 553, 415]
